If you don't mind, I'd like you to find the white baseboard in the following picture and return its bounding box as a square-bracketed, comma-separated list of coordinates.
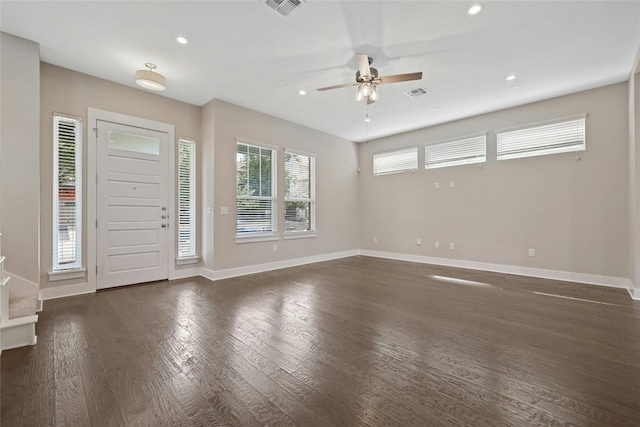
[171, 266, 201, 280]
[4, 270, 39, 298]
[201, 250, 360, 282]
[40, 282, 94, 300]
[627, 280, 640, 300]
[359, 250, 629, 290]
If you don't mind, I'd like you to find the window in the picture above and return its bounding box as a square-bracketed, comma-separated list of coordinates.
[284, 151, 315, 235]
[425, 134, 486, 169]
[53, 113, 82, 271]
[178, 138, 197, 260]
[373, 146, 418, 176]
[496, 114, 586, 161]
[236, 141, 277, 238]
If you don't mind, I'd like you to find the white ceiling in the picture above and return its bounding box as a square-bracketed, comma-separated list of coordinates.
[2, 1, 639, 142]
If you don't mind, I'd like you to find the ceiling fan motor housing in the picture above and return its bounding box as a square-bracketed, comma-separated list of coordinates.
[356, 67, 379, 83]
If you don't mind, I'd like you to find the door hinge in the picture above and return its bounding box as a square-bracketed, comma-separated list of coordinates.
[96, 265, 98, 274]
[93, 127, 98, 136]
[95, 174, 98, 183]
[95, 220, 98, 228]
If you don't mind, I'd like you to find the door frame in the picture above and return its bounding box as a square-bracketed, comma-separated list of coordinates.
[87, 108, 176, 292]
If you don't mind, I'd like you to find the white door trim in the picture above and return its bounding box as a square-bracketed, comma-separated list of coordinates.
[87, 108, 176, 292]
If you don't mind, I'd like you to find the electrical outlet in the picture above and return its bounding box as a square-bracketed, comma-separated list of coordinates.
[273, 244, 278, 252]
[417, 238, 421, 245]
[434, 182, 440, 189]
[373, 237, 378, 244]
[220, 206, 229, 215]
[529, 248, 535, 257]
[435, 241, 440, 248]
[450, 181, 455, 188]
[449, 242, 455, 249]
[207, 206, 211, 215]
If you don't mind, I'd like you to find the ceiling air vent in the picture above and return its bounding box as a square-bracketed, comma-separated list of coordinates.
[405, 88, 429, 98]
[265, 0, 304, 17]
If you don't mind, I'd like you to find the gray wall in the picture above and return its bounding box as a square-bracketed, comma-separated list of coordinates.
[359, 83, 629, 280]
[631, 56, 640, 294]
[202, 99, 360, 271]
[0, 33, 40, 287]
[39, 63, 201, 290]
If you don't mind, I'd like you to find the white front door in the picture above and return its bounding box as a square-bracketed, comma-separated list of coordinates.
[96, 120, 169, 289]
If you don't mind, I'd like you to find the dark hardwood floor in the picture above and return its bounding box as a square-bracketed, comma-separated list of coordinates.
[2, 256, 640, 426]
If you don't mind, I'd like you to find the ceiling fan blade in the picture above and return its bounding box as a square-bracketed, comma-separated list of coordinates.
[378, 72, 423, 85]
[357, 53, 371, 78]
[317, 82, 358, 91]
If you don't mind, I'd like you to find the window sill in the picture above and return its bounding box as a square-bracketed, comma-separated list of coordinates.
[283, 232, 317, 240]
[176, 256, 200, 266]
[235, 234, 280, 244]
[48, 268, 86, 282]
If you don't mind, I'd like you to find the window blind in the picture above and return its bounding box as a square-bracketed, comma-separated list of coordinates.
[496, 115, 586, 161]
[236, 141, 276, 235]
[285, 151, 315, 233]
[178, 138, 196, 258]
[53, 114, 82, 271]
[373, 146, 418, 176]
[425, 134, 486, 169]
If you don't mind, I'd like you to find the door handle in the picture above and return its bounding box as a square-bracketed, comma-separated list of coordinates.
[161, 206, 167, 211]
[161, 223, 167, 228]
[161, 215, 167, 219]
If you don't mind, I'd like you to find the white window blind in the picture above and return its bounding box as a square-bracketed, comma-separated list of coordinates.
[425, 134, 486, 169]
[285, 151, 315, 234]
[178, 138, 197, 259]
[53, 113, 82, 271]
[373, 146, 418, 176]
[236, 141, 277, 236]
[496, 114, 586, 161]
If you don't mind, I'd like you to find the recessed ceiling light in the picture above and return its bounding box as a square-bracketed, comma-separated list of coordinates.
[468, 4, 483, 15]
[506, 74, 517, 81]
[434, 106, 441, 110]
[510, 85, 521, 90]
[176, 36, 188, 45]
[278, 81, 286, 86]
[298, 90, 306, 95]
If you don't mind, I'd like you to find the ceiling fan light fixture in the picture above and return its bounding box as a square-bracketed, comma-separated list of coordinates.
[355, 86, 364, 101]
[370, 85, 379, 101]
[135, 63, 166, 91]
[362, 82, 371, 97]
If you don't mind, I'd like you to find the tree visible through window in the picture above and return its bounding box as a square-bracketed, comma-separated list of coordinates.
[285, 151, 315, 233]
[53, 113, 82, 271]
[236, 142, 276, 236]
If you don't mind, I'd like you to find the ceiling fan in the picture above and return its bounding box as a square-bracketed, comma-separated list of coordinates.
[317, 53, 423, 104]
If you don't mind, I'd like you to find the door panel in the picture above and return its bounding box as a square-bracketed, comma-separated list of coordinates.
[97, 121, 169, 289]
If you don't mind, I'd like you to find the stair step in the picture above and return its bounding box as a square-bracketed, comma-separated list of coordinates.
[9, 295, 39, 320]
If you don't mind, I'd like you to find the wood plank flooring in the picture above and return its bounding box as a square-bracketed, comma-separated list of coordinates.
[2, 256, 640, 426]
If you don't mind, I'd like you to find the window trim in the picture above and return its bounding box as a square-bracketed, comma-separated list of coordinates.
[177, 137, 197, 260]
[235, 138, 278, 241]
[373, 146, 418, 176]
[424, 133, 487, 169]
[52, 113, 83, 273]
[496, 114, 587, 161]
[284, 148, 316, 237]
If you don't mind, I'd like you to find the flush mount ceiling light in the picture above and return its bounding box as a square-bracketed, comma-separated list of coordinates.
[135, 63, 166, 91]
[506, 74, 517, 81]
[468, 4, 483, 15]
[176, 36, 188, 45]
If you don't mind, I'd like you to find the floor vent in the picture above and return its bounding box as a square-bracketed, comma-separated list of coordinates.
[265, 0, 304, 17]
[405, 87, 429, 98]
